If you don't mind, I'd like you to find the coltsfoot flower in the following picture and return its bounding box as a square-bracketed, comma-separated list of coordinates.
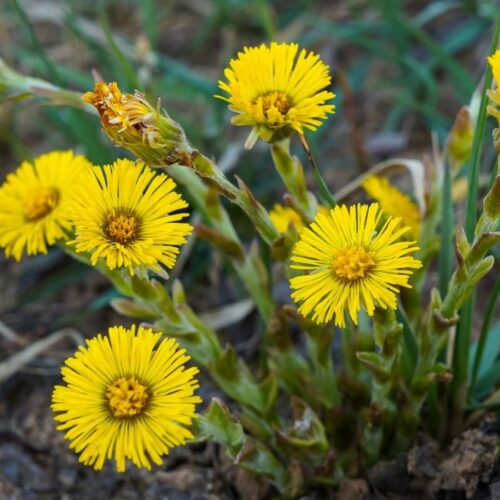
[217, 42, 335, 147]
[70, 158, 192, 275]
[0, 150, 91, 260]
[84, 82, 192, 165]
[52, 325, 201, 471]
[290, 204, 422, 327]
[362, 176, 420, 240]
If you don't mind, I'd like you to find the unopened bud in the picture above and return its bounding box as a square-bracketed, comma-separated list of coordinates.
[446, 107, 474, 170]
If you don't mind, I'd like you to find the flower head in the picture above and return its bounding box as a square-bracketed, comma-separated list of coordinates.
[70, 158, 192, 275]
[362, 176, 420, 240]
[289, 204, 422, 327]
[269, 204, 305, 233]
[84, 82, 192, 165]
[52, 324, 201, 472]
[217, 42, 335, 147]
[0, 151, 91, 261]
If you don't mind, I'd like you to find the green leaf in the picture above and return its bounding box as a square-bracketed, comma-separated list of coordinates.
[212, 345, 278, 418]
[195, 399, 290, 493]
[195, 398, 245, 455]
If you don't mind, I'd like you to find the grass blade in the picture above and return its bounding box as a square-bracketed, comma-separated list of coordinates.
[470, 277, 500, 391]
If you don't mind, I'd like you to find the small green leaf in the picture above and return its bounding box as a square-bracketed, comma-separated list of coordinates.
[195, 398, 245, 455]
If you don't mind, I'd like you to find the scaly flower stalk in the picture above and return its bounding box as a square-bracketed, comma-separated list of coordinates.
[271, 139, 318, 220]
[357, 308, 403, 462]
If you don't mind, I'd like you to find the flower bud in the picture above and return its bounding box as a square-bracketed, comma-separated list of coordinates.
[446, 107, 474, 170]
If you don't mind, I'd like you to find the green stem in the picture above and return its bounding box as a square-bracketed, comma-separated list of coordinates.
[190, 151, 281, 246]
[299, 134, 336, 208]
[271, 140, 317, 220]
[358, 308, 402, 461]
[165, 164, 274, 322]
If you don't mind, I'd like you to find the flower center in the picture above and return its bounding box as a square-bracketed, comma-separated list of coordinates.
[24, 186, 59, 221]
[104, 212, 139, 244]
[254, 91, 291, 124]
[333, 246, 375, 281]
[107, 377, 149, 418]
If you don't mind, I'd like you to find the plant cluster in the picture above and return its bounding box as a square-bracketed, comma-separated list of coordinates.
[0, 39, 500, 496]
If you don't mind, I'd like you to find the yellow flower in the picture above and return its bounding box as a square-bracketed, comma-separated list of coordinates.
[487, 50, 500, 138]
[217, 42, 335, 146]
[362, 176, 420, 240]
[84, 82, 192, 165]
[70, 158, 192, 275]
[488, 49, 500, 95]
[269, 204, 304, 233]
[0, 151, 91, 261]
[52, 324, 201, 472]
[289, 204, 422, 327]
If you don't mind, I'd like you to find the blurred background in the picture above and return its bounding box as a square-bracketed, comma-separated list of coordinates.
[0, 0, 498, 497]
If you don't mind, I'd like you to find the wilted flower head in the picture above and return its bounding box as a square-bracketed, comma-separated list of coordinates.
[217, 42, 335, 147]
[84, 82, 192, 165]
[52, 324, 201, 471]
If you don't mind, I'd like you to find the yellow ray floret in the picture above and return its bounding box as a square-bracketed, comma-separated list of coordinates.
[269, 203, 305, 233]
[0, 150, 92, 261]
[362, 176, 420, 240]
[289, 204, 422, 327]
[69, 158, 192, 275]
[52, 324, 201, 472]
[487, 49, 500, 123]
[217, 42, 335, 140]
